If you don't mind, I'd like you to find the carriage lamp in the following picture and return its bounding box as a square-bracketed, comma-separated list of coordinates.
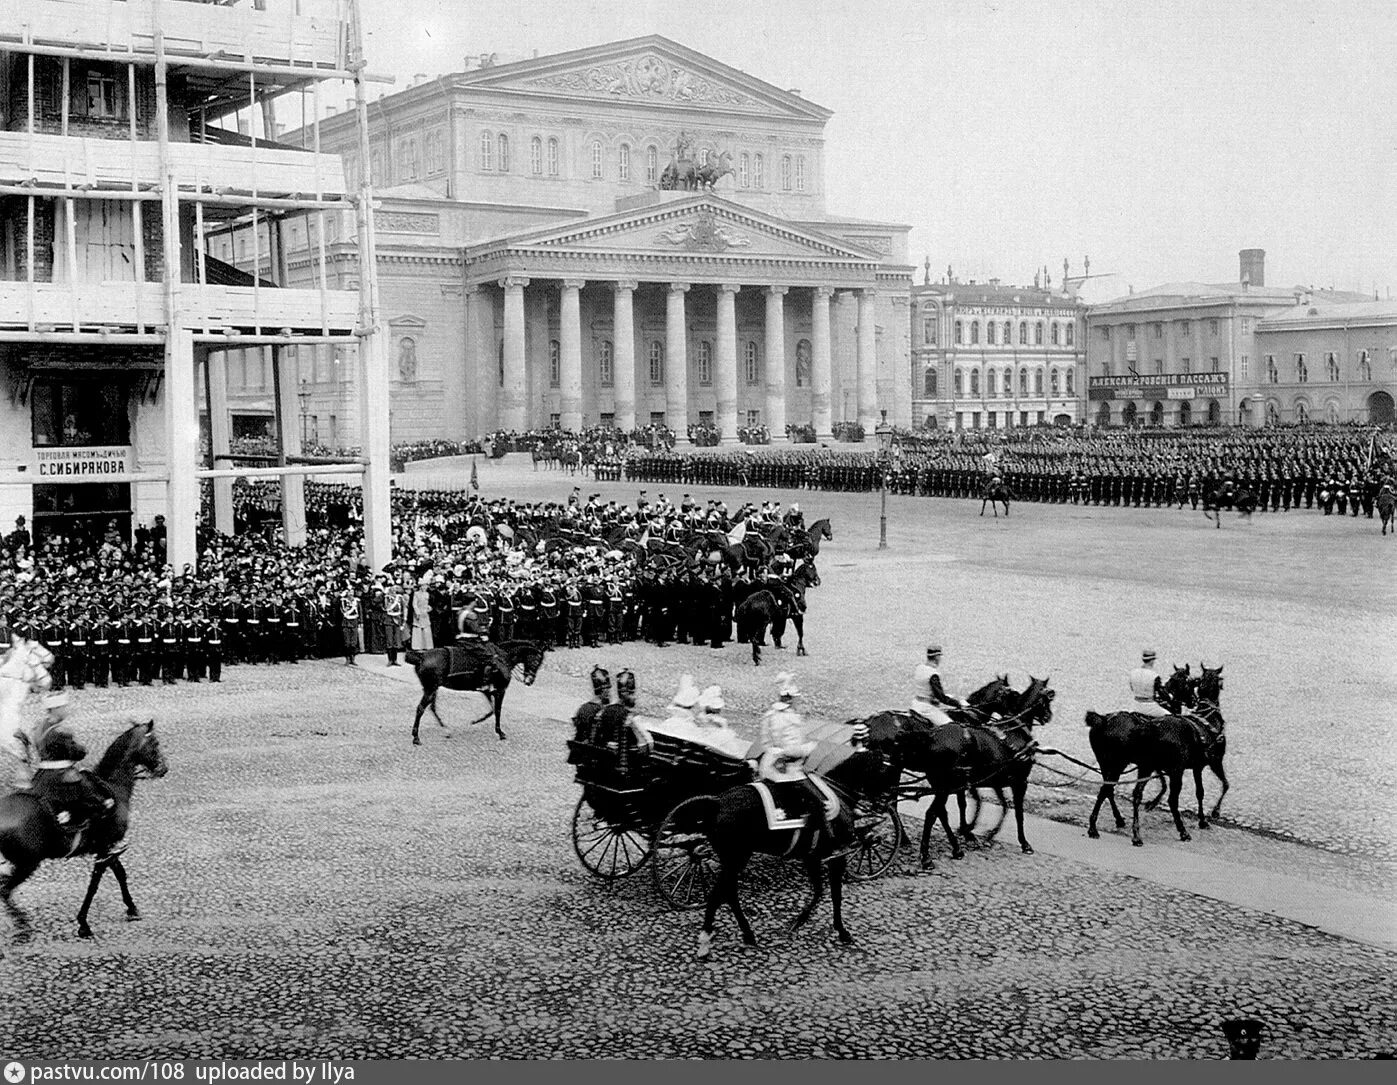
[875, 409, 893, 550]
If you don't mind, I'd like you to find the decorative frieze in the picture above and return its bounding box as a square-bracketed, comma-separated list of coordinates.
[525, 54, 759, 110]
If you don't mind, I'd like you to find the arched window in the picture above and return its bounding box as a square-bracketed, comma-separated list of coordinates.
[970, 321, 979, 345]
[547, 138, 560, 176]
[738, 153, 750, 188]
[1034, 369, 1044, 395]
[548, 340, 560, 388]
[1295, 400, 1309, 423]
[618, 143, 630, 182]
[1019, 322, 1028, 345]
[753, 154, 765, 188]
[1066, 323, 1075, 346]
[744, 341, 760, 385]
[795, 156, 806, 192]
[1358, 350, 1371, 381]
[530, 136, 542, 175]
[1266, 355, 1278, 382]
[781, 154, 792, 191]
[646, 146, 659, 184]
[1051, 322, 1060, 345]
[987, 322, 997, 346]
[697, 341, 713, 386]
[1326, 352, 1339, 381]
[987, 369, 997, 396]
[1066, 369, 1075, 395]
[1035, 322, 1044, 345]
[591, 140, 603, 179]
[1295, 354, 1308, 382]
[496, 133, 510, 172]
[1019, 369, 1028, 395]
[648, 340, 665, 385]
[1003, 321, 1012, 343]
[479, 130, 493, 170]
[598, 340, 614, 387]
[1003, 368, 1011, 397]
[954, 321, 963, 345]
[924, 369, 937, 397]
[1326, 400, 1340, 423]
[970, 369, 980, 396]
[1050, 369, 1060, 395]
[955, 368, 964, 396]
[699, 147, 710, 166]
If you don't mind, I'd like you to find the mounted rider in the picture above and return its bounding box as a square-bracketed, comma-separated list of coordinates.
[909, 644, 965, 725]
[756, 674, 836, 850]
[27, 693, 120, 856]
[1128, 649, 1169, 717]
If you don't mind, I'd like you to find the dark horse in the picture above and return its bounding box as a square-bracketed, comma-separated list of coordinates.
[733, 581, 804, 664]
[1085, 674, 1229, 846]
[1, 720, 168, 939]
[695, 743, 898, 960]
[1202, 484, 1255, 528]
[1378, 483, 1395, 536]
[405, 640, 547, 743]
[980, 481, 1012, 518]
[867, 679, 1056, 868]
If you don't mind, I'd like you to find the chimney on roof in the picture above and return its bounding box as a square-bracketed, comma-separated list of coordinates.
[1240, 248, 1265, 287]
[412, 73, 428, 87]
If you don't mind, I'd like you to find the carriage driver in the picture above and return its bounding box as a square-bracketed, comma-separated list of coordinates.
[757, 674, 837, 850]
[1128, 649, 1168, 717]
[910, 645, 965, 726]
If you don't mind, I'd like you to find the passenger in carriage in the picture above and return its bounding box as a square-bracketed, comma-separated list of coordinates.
[757, 674, 836, 849]
[694, 684, 747, 760]
[909, 645, 965, 726]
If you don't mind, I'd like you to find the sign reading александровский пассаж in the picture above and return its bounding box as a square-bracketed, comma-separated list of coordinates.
[1087, 372, 1229, 400]
[31, 444, 133, 478]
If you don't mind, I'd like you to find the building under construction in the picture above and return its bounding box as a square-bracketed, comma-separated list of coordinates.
[0, 0, 391, 571]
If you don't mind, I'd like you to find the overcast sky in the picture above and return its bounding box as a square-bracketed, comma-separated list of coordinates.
[344, 0, 1395, 297]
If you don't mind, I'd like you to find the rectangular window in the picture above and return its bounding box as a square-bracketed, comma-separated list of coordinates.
[746, 409, 761, 427]
[1154, 359, 1163, 374]
[530, 138, 542, 175]
[598, 341, 614, 387]
[781, 155, 792, 191]
[1066, 323, 1074, 346]
[31, 376, 130, 447]
[650, 411, 666, 427]
[618, 144, 630, 182]
[922, 318, 936, 345]
[1210, 356, 1220, 372]
[1181, 357, 1190, 373]
[549, 340, 560, 388]
[753, 154, 764, 188]
[1241, 354, 1249, 377]
[1126, 324, 1136, 340]
[1100, 326, 1110, 341]
[547, 139, 559, 177]
[795, 156, 806, 192]
[1180, 319, 1191, 335]
[1241, 317, 1252, 335]
[971, 411, 981, 430]
[649, 341, 664, 385]
[1153, 323, 1163, 339]
[986, 412, 997, 429]
[550, 413, 561, 428]
[1209, 319, 1219, 336]
[1020, 411, 1029, 427]
[1037, 411, 1045, 424]
[738, 154, 749, 188]
[591, 141, 603, 180]
[698, 341, 713, 386]
[599, 413, 615, 428]
[84, 73, 123, 119]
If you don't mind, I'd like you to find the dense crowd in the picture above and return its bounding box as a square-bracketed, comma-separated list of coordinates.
[1, 483, 823, 691]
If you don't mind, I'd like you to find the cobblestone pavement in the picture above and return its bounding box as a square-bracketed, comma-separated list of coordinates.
[1, 455, 1393, 1059]
[1, 665, 1395, 1060]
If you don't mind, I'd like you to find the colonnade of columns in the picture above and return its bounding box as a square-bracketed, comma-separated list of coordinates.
[493, 277, 882, 441]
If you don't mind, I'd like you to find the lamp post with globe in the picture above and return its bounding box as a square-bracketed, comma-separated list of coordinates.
[875, 408, 894, 549]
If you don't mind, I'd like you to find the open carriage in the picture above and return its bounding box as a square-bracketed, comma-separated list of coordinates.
[566, 713, 903, 909]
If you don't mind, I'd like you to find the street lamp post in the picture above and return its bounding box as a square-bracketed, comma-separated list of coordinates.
[875, 408, 893, 550]
[298, 377, 311, 447]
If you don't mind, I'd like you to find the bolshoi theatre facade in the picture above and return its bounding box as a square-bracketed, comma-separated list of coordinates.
[246, 36, 914, 444]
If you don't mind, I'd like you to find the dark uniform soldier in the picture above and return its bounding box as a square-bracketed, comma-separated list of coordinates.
[205, 609, 223, 683]
[111, 609, 133, 687]
[89, 607, 111, 688]
[133, 609, 156, 685]
[569, 665, 612, 750]
[496, 587, 517, 642]
[183, 605, 204, 681]
[159, 605, 181, 684]
[40, 612, 67, 690]
[66, 607, 91, 690]
[221, 593, 243, 666]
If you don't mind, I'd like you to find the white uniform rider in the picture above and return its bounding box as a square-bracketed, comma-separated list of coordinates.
[910, 645, 964, 725]
[757, 673, 815, 783]
[1128, 649, 1168, 717]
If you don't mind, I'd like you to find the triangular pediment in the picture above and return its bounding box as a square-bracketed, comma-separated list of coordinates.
[455, 36, 831, 121]
[388, 314, 429, 328]
[468, 196, 880, 264]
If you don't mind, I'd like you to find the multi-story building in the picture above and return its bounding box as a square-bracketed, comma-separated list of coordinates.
[910, 273, 1086, 430]
[224, 36, 914, 444]
[0, 0, 389, 569]
[1084, 249, 1376, 427]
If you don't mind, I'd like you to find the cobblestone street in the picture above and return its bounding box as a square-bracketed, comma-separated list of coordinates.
[3, 457, 1395, 1059]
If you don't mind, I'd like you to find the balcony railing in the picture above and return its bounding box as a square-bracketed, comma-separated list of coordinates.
[0, 130, 348, 201]
[0, 0, 347, 74]
[0, 280, 359, 334]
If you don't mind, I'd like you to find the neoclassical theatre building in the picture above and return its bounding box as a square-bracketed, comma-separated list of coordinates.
[231, 36, 914, 444]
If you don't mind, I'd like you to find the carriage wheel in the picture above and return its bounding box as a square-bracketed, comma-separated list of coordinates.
[651, 796, 720, 910]
[847, 801, 903, 881]
[571, 795, 650, 880]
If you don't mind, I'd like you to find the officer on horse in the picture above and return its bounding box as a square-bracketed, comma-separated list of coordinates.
[909, 644, 966, 725]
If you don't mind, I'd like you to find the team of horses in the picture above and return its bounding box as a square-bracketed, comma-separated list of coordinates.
[530, 441, 592, 474]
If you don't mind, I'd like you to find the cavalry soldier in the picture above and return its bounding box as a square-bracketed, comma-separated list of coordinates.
[30, 704, 120, 857]
[1128, 649, 1168, 716]
[909, 644, 965, 725]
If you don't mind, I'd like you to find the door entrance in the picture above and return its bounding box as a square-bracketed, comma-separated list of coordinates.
[32, 482, 132, 550]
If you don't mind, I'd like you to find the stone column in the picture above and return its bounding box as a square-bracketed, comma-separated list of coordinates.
[560, 279, 585, 431]
[500, 276, 529, 432]
[764, 286, 788, 441]
[207, 350, 234, 535]
[856, 288, 878, 436]
[613, 280, 638, 432]
[275, 346, 306, 548]
[359, 312, 394, 571]
[811, 286, 834, 440]
[715, 283, 740, 444]
[666, 283, 689, 438]
[164, 325, 198, 573]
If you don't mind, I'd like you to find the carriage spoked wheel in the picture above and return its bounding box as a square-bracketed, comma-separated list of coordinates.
[571, 795, 651, 879]
[651, 795, 720, 910]
[846, 801, 903, 881]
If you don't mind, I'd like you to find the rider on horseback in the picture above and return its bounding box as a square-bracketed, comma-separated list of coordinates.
[757, 674, 838, 852]
[909, 645, 965, 725]
[1128, 649, 1169, 717]
[28, 694, 120, 855]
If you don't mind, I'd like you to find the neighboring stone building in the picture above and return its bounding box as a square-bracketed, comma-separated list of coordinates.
[1084, 249, 1378, 427]
[911, 270, 1086, 430]
[235, 35, 914, 444]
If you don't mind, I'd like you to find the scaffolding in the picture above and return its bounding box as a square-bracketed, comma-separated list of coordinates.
[0, 0, 392, 569]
